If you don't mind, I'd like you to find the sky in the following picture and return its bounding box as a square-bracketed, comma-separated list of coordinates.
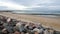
[0, 0, 60, 11]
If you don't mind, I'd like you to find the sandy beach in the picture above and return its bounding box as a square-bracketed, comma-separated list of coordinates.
[0, 12, 60, 31]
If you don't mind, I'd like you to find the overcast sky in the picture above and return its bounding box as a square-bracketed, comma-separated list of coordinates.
[0, 0, 60, 11]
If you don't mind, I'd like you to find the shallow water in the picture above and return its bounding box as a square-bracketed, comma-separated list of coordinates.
[36, 15, 60, 18]
[12, 10, 60, 14]
[11, 10, 60, 18]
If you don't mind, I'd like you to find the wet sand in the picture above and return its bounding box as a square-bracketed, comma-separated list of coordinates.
[0, 12, 60, 31]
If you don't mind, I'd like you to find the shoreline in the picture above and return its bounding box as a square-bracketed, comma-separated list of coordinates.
[0, 12, 60, 31]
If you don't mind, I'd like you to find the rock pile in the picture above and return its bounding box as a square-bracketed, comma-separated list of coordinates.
[0, 15, 59, 34]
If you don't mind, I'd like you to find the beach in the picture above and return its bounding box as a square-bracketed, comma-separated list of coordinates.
[0, 12, 60, 31]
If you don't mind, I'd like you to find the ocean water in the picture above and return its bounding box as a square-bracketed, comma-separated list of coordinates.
[12, 10, 60, 14]
[12, 10, 60, 18]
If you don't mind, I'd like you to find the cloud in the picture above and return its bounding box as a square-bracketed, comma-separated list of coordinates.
[0, 0, 60, 11]
[0, 0, 28, 10]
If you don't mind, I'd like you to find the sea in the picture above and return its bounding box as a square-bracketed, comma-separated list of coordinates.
[11, 10, 60, 18]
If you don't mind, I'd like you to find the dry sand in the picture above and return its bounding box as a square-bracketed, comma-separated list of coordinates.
[0, 12, 60, 31]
